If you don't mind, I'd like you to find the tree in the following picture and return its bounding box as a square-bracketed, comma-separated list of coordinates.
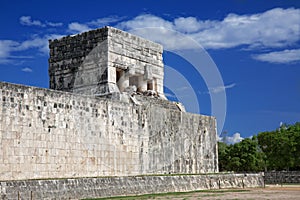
[218, 122, 300, 172]
[257, 122, 300, 171]
[218, 141, 229, 171]
[218, 136, 264, 172]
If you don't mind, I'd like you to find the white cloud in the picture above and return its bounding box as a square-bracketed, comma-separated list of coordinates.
[20, 16, 45, 27]
[252, 49, 300, 64]
[219, 132, 244, 144]
[118, 14, 174, 30]
[16, 34, 64, 54]
[117, 14, 190, 50]
[21, 67, 33, 72]
[117, 8, 300, 50]
[20, 16, 63, 27]
[0, 40, 21, 63]
[46, 22, 63, 27]
[208, 83, 236, 94]
[0, 34, 63, 64]
[193, 8, 300, 49]
[88, 16, 124, 27]
[0, 40, 18, 58]
[227, 133, 244, 144]
[174, 17, 200, 33]
[6, 9, 299, 65]
[174, 17, 217, 33]
[68, 22, 91, 33]
[129, 27, 200, 50]
[16, 37, 47, 51]
[68, 16, 124, 34]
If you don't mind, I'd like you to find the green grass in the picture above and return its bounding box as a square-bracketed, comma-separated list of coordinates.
[266, 183, 300, 186]
[83, 189, 249, 200]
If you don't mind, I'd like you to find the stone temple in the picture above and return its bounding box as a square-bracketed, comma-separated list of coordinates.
[49, 26, 165, 99]
[0, 26, 218, 182]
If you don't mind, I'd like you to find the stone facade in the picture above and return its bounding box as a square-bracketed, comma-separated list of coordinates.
[49, 26, 165, 98]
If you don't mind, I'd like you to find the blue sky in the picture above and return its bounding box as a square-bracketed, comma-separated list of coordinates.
[0, 0, 299, 141]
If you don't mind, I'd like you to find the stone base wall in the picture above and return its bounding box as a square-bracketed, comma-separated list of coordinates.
[264, 171, 300, 184]
[0, 174, 263, 199]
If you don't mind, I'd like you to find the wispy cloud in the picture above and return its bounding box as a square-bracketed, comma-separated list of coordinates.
[88, 16, 125, 27]
[164, 93, 177, 99]
[118, 14, 173, 30]
[0, 34, 63, 64]
[174, 86, 190, 92]
[17, 34, 63, 54]
[19, 16, 63, 27]
[252, 49, 300, 64]
[20, 16, 45, 27]
[208, 83, 236, 94]
[46, 21, 63, 27]
[68, 16, 124, 34]
[68, 22, 90, 33]
[21, 67, 33, 72]
[0, 40, 18, 63]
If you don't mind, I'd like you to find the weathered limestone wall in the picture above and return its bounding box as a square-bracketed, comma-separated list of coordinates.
[0, 174, 263, 199]
[48, 27, 164, 97]
[0, 82, 217, 181]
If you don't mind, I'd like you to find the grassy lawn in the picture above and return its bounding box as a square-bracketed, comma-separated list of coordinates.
[83, 189, 249, 200]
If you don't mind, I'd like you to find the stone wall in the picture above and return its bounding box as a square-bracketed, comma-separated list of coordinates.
[264, 171, 300, 184]
[0, 82, 218, 181]
[0, 174, 263, 199]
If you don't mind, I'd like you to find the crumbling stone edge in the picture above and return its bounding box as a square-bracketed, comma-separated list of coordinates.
[0, 173, 264, 199]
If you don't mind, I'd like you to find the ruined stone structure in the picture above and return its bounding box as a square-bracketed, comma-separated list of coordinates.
[0, 27, 232, 198]
[49, 26, 165, 99]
